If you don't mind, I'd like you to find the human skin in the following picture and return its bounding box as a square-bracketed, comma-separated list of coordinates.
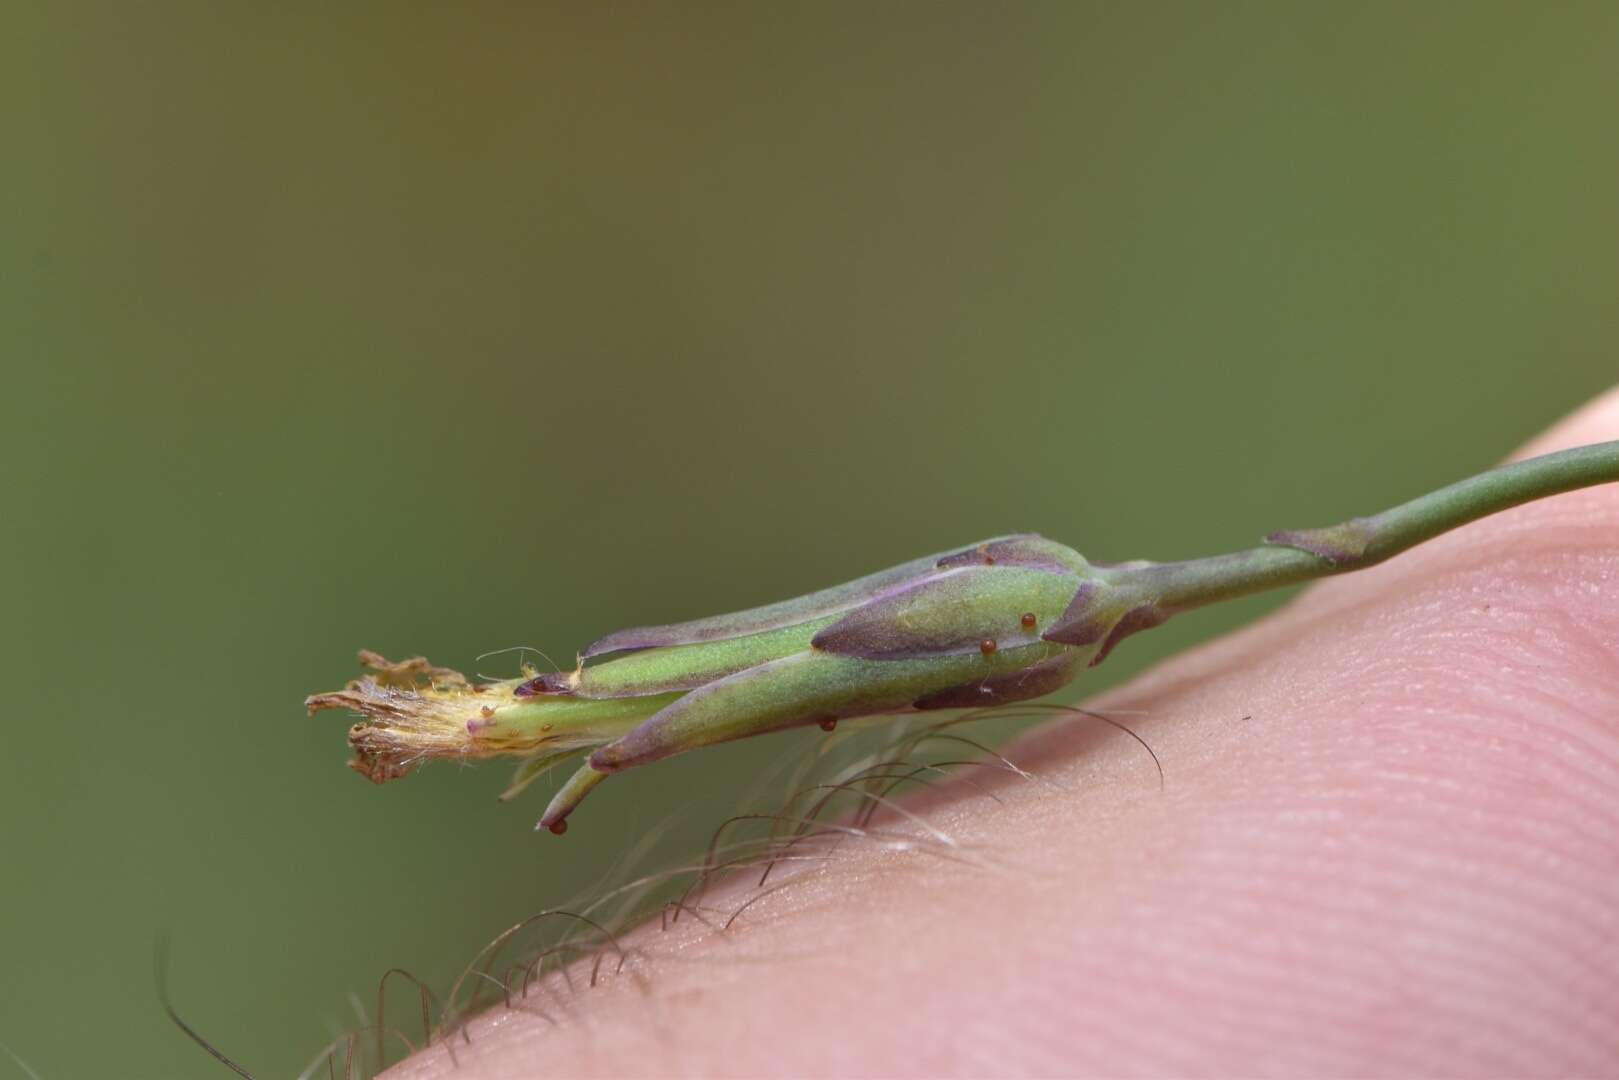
[388, 387, 1619, 1079]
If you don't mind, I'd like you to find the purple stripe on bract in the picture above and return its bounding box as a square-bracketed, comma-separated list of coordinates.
[581, 539, 1032, 659]
[1088, 603, 1169, 667]
[911, 652, 1078, 710]
[934, 534, 1077, 576]
[1039, 581, 1108, 646]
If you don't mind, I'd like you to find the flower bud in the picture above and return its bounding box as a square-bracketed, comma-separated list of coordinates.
[308, 535, 1144, 828]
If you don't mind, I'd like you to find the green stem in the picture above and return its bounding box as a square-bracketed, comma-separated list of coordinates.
[1106, 440, 1619, 614]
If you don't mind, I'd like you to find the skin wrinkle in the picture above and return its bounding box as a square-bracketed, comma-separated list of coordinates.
[385, 389, 1619, 1079]
[1099, 822, 1573, 1074]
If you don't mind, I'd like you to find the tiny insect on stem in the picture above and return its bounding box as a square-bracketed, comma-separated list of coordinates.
[306, 439, 1619, 832]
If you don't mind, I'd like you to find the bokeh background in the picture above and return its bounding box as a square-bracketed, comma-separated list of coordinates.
[6, 3, 1616, 1075]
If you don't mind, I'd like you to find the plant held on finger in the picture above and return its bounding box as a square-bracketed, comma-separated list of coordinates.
[307, 441, 1619, 834]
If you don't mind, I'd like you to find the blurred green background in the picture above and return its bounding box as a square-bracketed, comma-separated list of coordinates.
[5, 2, 1615, 1075]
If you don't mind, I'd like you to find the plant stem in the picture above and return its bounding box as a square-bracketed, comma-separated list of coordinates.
[1106, 440, 1619, 614]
